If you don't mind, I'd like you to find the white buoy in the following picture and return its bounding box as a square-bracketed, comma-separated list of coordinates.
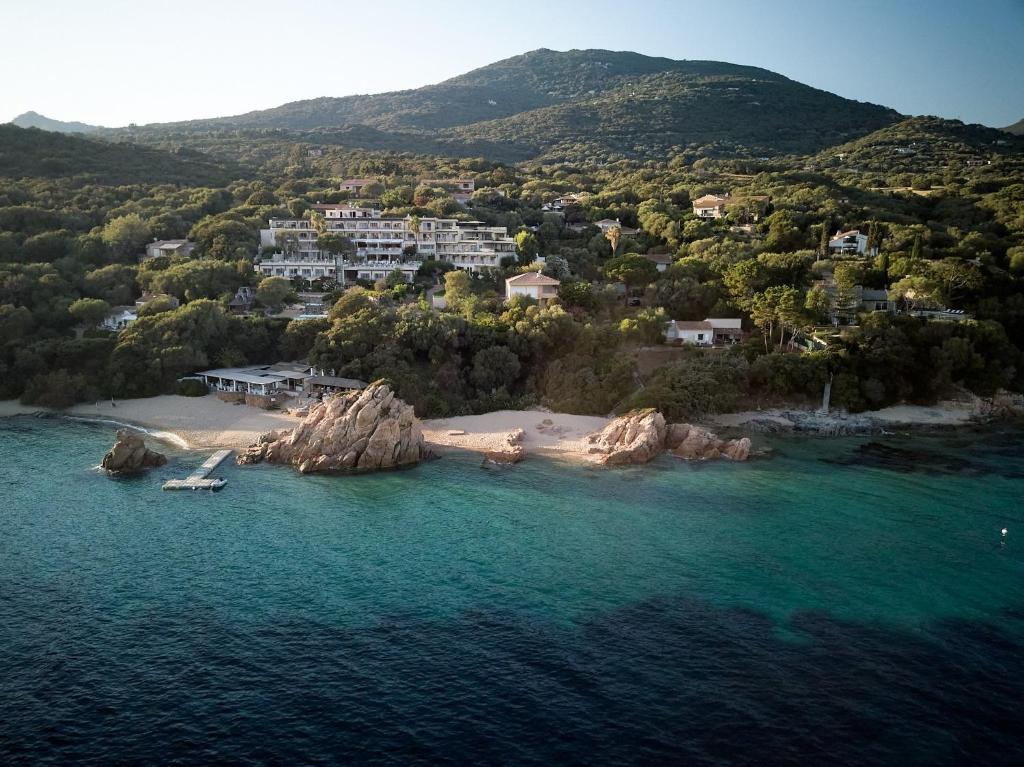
[1002, 528, 1008, 537]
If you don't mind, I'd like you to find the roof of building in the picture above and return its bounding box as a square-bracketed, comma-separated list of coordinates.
[693, 194, 729, 207]
[308, 375, 369, 389]
[506, 271, 561, 287]
[861, 289, 890, 301]
[704, 318, 742, 329]
[149, 239, 192, 249]
[339, 178, 379, 185]
[669, 320, 714, 331]
[832, 229, 863, 239]
[644, 252, 673, 264]
[197, 367, 290, 386]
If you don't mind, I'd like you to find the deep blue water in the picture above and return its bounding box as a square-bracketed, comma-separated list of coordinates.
[1, 415, 1023, 765]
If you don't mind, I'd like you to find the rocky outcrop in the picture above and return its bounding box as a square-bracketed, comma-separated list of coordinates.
[483, 428, 526, 464]
[237, 382, 427, 473]
[666, 423, 751, 461]
[587, 409, 667, 465]
[101, 429, 167, 474]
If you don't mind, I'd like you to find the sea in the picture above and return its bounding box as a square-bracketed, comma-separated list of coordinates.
[1, 414, 1022, 766]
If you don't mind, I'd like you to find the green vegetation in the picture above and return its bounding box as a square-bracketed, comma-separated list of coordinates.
[2, 58, 1023, 418]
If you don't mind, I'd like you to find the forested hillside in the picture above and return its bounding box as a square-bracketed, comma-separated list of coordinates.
[0, 125, 242, 186]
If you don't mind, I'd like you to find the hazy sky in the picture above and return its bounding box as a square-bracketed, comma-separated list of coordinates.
[2, 0, 1022, 128]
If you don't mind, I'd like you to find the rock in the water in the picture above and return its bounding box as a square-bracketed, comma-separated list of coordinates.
[483, 428, 526, 464]
[587, 409, 667, 465]
[667, 424, 751, 461]
[237, 382, 427, 473]
[101, 429, 167, 474]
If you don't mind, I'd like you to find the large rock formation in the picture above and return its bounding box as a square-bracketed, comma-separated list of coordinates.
[101, 429, 167, 474]
[483, 428, 526, 464]
[587, 409, 667, 465]
[666, 423, 751, 461]
[237, 382, 427, 473]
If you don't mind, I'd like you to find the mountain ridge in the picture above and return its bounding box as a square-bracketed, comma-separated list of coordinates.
[9, 110, 103, 134]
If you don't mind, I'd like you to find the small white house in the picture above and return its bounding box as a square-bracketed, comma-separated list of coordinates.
[664, 320, 714, 346]
[505, 271, 560, 303]
[594, 218, 641, 238]
[828, 229, 876, 257]
[664, 318, 742, 346]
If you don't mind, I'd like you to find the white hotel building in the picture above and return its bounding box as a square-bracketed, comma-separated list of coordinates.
[257, 203, 516, 282]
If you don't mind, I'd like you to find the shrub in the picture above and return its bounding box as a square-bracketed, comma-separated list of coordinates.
[176, 378, 209, 397]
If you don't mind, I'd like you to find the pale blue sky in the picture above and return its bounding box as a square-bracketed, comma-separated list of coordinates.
[2, 0, 1022, 128]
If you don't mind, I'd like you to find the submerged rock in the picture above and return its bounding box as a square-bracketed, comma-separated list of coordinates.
[587, 409, 667, 465]
[667, 423, 751, 462]
[483, 428, 526, 464]
[101, 429, 167, 474]
[237, 382, 428, 473]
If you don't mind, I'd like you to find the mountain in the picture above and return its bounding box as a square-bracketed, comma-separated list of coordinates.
[815, 116, 1024, 174]
[9, 110, 102, 134]
[1003, 118, 1024, 136]
[0, 125, 242, 185]
[118, 49, 902, 162]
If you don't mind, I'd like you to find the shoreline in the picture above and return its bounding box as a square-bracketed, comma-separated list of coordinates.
[1, 395, 1014, 462]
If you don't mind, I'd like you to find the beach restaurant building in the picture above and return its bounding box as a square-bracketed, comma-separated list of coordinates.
[196, 363, 313, 395]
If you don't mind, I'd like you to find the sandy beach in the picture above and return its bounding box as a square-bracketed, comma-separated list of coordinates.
[422, 410, 611, 460]
[0, 395, 300, 450]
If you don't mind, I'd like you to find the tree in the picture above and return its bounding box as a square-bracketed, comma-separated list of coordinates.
[443, 270, 472, 312]
[890, 275, 941, 312]
[68, 297, 110, 328]
[804, 283, 831, 323]
[256, 276, 293, 309]
[470, 346, 521, 393]
[514, 231, 540, 264]
[605, 224, 622, 256]
[603, 253, 658, 289]
[818, 221, 831, 255]
[101, 214, 151, 262]
[317, 233, 357, 287]
[723, 260, 768, 311]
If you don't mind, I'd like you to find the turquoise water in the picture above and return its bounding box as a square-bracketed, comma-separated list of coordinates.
[2, 415, 1023, 764]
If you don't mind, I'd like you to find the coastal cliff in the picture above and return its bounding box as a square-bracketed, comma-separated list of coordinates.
[237, 382, 427, 473]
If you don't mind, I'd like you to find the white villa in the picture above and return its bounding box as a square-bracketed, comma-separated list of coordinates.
[257, 203, 516, 282]
[828, 229, 877, 257]
[505, 272, 560, 303]
[692, 194, 730, 219]
[665, 318, 742, 346]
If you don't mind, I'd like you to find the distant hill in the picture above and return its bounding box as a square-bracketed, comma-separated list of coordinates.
[114, 49, 902, 162]
[1003, 118, 1024, 136]
[10, 110, 102, 134]
[816, 116, 1024, 174]
[0, 125, 243, 185]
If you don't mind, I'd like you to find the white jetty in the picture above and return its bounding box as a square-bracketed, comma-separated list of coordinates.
[162, 449, 232, 491]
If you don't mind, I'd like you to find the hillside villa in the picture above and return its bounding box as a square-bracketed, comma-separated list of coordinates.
[664, 318, 743, 346]
[339, 178, 380, 196]
[828, 229, 877, 257]
[101, 306, 138, 331]
[257, 203, 517, 282]
[505, 272, 560, 304]
[420, 178, 475, 203]
[692, 194, 730, 218]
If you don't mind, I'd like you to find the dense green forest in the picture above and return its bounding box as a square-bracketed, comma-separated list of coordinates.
[2, 89, 1023, 418]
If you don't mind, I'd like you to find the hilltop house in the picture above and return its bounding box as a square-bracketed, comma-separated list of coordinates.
[542, 194, 582, 212]
[643, 252, 673, 272]
[664, 318, 742, 346]
[339, 178, 380, 196]
[828, 229, 877, 257]
[228, 286, 256, 314]
[258, 203, 516, 282]
[692, 194, 730, 219]
[421, 178, 475, 203]
[505, 272, 560, 304]
[142, 239, 194, 262]
[594, 218, 641, 239]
